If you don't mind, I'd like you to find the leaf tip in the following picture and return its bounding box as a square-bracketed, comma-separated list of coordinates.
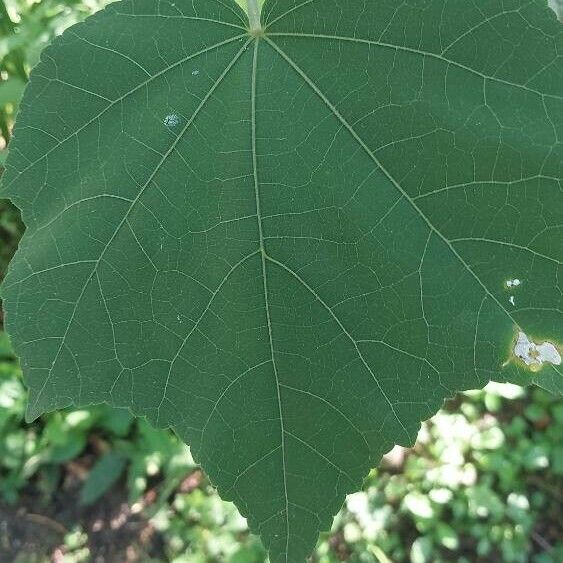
[24, 403, 41, 423]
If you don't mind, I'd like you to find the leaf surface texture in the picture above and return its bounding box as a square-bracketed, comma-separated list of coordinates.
[2, 0, 562, 560]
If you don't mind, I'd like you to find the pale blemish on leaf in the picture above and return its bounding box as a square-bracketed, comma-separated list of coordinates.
[505, 279, 522, 289]
[513, 332, 561, 370]
[163, 113, 181, 127]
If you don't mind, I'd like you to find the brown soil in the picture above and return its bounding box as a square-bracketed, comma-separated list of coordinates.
[0, 461, 165, 563]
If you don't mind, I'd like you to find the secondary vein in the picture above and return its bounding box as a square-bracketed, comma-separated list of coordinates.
[264, 36, 525, 335]
[30, 39, 252, 416]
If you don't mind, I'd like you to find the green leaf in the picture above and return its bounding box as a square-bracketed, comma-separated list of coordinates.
[95, 405, 134, 436]
[1, 0, 562, 560]
[80, 451, 127, 505]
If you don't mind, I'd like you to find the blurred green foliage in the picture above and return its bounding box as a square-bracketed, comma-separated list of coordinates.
[549, 0, 563, 19]
[0, 1, 562, 562]
[0, 0, 109, 154]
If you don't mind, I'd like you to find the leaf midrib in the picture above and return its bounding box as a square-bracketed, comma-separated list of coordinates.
[250, 37, 291, 561]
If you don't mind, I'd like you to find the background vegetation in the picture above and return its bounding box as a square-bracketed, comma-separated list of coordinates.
[1, 1, 562, 561]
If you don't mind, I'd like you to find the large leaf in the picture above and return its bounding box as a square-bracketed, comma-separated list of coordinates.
[1, 0, 562, 560]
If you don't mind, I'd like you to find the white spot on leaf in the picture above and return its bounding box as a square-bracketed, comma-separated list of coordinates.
[505, 278, 522, 288]
[509, 295, 515, 306]
[164, 113, 181, 127]
[514, 332, 561, 368]
[192, 69, 200, 76]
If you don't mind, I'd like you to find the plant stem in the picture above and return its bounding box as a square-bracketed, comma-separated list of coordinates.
[246, 0, 262, 32]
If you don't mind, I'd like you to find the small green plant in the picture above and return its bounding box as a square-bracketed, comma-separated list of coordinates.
[1, 1, 562, 560]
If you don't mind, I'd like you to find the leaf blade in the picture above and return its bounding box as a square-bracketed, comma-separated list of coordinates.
[2, 0, 562, 561]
